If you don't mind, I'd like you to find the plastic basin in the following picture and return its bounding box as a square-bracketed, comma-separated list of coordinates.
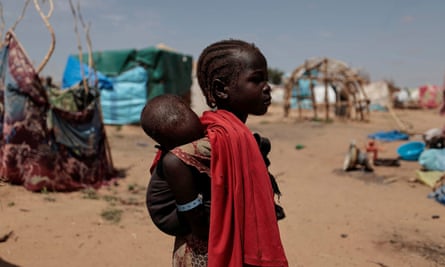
[397, 141, 425, 161]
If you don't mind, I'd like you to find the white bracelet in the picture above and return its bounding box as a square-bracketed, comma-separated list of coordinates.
[176, 195, 203, 212]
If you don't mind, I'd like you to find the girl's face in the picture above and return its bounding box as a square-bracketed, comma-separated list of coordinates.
[225, 50, 271, 122]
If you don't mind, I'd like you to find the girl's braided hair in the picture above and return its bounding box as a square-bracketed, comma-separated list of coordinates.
[196, 39, 263, 107]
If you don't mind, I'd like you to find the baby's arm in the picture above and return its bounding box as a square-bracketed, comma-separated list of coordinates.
[161, 152, 209, 240]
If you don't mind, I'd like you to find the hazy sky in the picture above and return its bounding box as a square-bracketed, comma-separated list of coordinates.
[2, 0, 444, 88]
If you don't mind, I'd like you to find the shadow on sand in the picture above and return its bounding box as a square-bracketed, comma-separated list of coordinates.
[0, 258, 20, 267]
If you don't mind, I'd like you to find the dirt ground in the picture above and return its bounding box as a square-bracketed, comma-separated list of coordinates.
[1, 104, 445, 267]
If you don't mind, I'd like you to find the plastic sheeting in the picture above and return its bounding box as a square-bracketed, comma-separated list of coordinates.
[419, 149, 445, 171]
[100, 66, 148, 125]
[62, 56, 113, 89]
[75, 47, 193, 99]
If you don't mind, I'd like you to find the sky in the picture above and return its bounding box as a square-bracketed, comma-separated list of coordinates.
[1, 0, 444, 88]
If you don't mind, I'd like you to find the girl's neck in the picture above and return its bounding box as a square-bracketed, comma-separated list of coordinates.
[218, 108, 247, 123]
[235, 113, 248, 123]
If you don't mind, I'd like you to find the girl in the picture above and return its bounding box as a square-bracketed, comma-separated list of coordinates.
[152, 39, 288, 267]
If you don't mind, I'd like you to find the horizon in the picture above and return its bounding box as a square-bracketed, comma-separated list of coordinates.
[2, 0, 444, 89]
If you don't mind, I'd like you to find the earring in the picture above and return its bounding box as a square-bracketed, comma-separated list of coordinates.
[209, 102, 216, 108]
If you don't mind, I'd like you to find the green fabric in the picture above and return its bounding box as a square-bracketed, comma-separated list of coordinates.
[138, 48, 193, 99]
[48, 85, 98, 112]
[75, 47, 193, 101]
[48, 86, 79, 112]
[77, 49, 137, 77]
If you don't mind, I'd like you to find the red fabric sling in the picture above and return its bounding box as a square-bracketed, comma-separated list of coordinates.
[201, 110, 288, 267]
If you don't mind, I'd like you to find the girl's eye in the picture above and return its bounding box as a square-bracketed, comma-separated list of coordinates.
[250, 76, 264, 83]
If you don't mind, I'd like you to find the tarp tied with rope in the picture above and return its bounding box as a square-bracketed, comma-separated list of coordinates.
[0, 32, 115, 192]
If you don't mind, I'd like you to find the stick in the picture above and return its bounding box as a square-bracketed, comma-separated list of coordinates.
[34, 0, 55, 73]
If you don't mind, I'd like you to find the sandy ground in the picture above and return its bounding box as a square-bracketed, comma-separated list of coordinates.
[1, 104, 445, 267]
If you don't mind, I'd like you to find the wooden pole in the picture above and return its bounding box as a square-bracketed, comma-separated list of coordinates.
[306, 61, 317, 120]
[323, 59, 329, 121]
[34, 0, 55, 74]
[296, 81, 303, 119]
[284, 77, 291, 117]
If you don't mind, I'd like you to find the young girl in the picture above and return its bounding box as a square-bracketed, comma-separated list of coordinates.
[149, 39, 288, 267]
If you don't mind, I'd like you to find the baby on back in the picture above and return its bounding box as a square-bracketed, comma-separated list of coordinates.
[141, 94, 206, 236]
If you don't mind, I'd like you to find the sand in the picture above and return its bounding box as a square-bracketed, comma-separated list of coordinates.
[1, 105, 445, 267]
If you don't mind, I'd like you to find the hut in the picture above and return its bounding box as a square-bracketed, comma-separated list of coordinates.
[283, 57, 370, 121]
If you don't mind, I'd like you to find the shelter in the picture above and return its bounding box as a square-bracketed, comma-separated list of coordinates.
[284, 57, 370, 121]
[0, 31, 115, 192]
[362, 81, 391, 110]
[0, 0, 115, 192]
[63, 46, 193, 125]
[418, 84, 442, 109]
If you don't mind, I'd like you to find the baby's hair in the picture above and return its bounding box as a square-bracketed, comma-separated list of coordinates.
[196, 39, 264, 107]
[140, 94, 202, 149]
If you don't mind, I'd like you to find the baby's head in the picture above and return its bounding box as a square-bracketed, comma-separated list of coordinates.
[140, 94, 204, 150]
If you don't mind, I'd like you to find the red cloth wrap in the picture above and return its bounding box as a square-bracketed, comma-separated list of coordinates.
[201, 110, 288, 267]
[150, 150, 162, 174]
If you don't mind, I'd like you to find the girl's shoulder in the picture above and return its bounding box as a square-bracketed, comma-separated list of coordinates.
[171, 137, 211, 175]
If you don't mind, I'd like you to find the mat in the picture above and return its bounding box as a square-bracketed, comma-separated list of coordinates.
[415, 170, 444, 188]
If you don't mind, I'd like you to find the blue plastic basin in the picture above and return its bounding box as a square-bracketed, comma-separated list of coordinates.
[397, 141, 425, 161]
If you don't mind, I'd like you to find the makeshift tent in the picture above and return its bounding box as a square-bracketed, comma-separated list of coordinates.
[0, 31, 115, 192]
[289, 82, 336, 110]
[418, 84, 442, 109]
[362, 81, 391, 111]
[284, 57, 370, 121]
[63, 46, 193, 125]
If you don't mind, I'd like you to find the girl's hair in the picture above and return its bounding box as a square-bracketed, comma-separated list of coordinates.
[196, 39, 264, 107]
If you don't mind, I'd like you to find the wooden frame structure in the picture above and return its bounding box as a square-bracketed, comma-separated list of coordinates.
[283, 57, 370, 121]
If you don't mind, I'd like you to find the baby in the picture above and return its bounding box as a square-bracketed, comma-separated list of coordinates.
[140, 94, 207, 236]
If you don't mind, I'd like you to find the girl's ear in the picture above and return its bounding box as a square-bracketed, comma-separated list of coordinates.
[212, 78, 229, 100]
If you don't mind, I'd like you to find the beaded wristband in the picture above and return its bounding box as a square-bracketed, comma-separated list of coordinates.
[177, 195, 203, 212]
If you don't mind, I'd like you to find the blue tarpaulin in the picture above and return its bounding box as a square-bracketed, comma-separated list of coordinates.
[62, 56, 113, 89]
[100, 66, 148, 125]
[368, 130, 409, 142]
